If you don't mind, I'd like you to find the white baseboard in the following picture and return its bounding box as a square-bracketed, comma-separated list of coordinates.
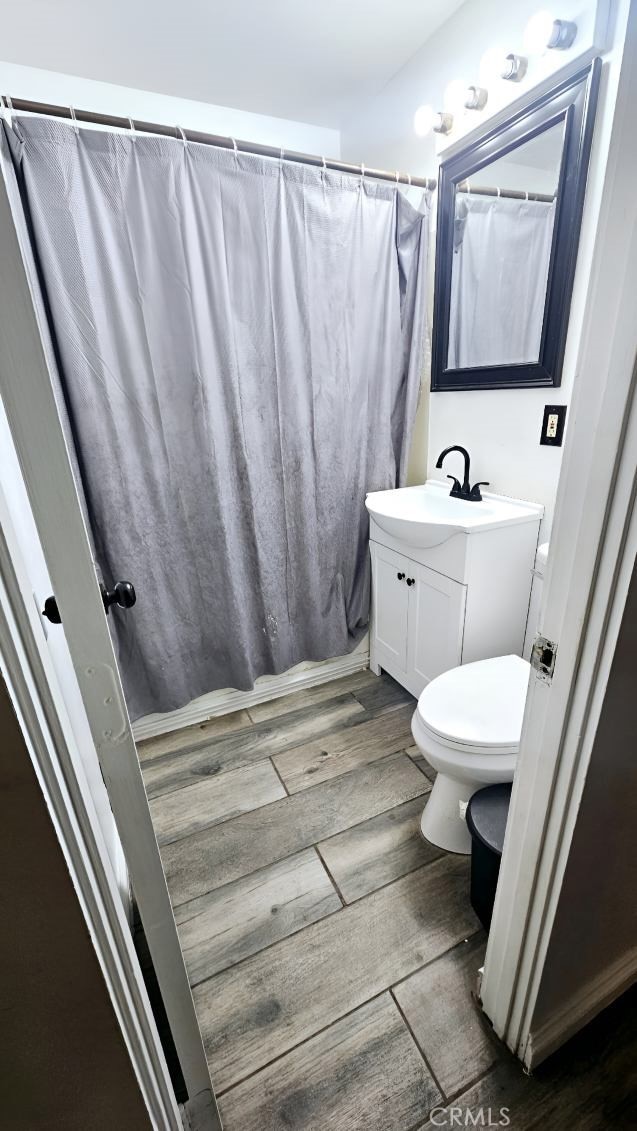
[525, 945, 637, 1068]
[133, 648, 370, 742]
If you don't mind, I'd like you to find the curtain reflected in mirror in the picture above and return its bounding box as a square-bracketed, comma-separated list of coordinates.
[448, 121, 564, 370]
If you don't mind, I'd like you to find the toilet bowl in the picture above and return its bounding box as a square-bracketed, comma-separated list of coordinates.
[412, 654, 531, 853]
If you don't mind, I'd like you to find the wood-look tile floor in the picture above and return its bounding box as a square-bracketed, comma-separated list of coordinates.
[139, 670, 637, 1130]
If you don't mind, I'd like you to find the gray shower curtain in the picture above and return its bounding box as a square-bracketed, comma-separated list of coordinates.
[5, 118, 429, 720]
[448, 194, 556, 369]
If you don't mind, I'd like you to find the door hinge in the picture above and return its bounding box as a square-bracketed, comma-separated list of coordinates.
[531, 634, 557, 682]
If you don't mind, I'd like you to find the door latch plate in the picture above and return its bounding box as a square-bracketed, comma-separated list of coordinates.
[531, 634, 557, 682]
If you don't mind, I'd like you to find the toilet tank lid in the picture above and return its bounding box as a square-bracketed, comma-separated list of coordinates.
[535, 542, 549, 577]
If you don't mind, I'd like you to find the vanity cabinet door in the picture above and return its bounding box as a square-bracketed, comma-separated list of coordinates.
[407, 563, 467, 696]
[370, 542, 410, 676]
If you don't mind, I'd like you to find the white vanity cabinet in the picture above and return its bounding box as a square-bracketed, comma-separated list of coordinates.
[371, 542, 466, 691]
[368, 481, 543, 699]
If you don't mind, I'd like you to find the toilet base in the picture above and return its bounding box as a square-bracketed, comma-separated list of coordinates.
[421, 773, 481, 854]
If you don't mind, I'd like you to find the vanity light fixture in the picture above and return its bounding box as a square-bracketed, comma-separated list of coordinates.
[464, 85, 488, 111]
[433, 111, 454, 135]
[413, 105, 453, 137]
[480, 47, 527, 85]
[524, 10, 578, 53]
[501, 53, 528, 82]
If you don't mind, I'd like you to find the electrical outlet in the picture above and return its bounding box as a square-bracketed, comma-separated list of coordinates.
[540, 404, 567, 447]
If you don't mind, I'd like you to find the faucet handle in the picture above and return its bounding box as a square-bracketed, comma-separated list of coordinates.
[469, 481, 490, 501]
[446, 475, 462, 498]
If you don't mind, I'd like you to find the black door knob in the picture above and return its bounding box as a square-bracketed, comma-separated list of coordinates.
[42, 581, 136, 625]
[397, 572, 405, 580]
[101, 581, 137, 615]
[42, 595, 62, 624]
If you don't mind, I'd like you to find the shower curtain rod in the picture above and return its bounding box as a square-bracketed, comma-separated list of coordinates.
[456, 180, 555, 203]
[4, 97, 437, 190]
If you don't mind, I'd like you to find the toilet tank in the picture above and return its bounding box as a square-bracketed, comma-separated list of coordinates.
[523, 542, 549, 660]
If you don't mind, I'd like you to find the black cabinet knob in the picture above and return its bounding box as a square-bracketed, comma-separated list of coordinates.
[397, 572, 405, 580]
[406, 577, 415, 586]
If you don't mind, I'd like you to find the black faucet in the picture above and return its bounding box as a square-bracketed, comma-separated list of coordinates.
[435, 445, 490, 502]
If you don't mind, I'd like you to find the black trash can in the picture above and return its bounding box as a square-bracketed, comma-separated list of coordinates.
[465, 783, 512, 930]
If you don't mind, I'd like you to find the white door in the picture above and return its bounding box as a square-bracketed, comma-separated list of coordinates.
[370, 542, 411, 675]
[407, 563, 467, 696]
[0, 141, 220, 1128]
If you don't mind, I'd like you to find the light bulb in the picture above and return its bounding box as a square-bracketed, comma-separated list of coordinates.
[413, 104, 435, 137]
[444, 79, 467, 115]
[524, 10, 577, 52]
[480, 47, 509, 84]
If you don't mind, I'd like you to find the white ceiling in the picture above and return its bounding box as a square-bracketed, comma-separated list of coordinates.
[0, 0, 466, 129]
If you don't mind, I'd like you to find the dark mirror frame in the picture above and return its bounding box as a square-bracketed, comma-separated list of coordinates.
[431, 59, 601, 392]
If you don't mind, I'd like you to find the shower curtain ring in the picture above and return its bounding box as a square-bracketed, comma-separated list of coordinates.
[128, 117, 136, 142]
[230, 137, 238, 166]
[395, 170, 400, 184]
[69, 105, 79, 134]
[496, 185, 501, 198]
[407, 172, 412, 187]
[176, 125, 187, 146]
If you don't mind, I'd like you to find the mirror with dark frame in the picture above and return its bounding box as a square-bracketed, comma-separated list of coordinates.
[431, 60, 600, 392]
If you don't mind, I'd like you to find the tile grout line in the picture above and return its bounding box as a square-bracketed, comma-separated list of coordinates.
[154, 769, 293, 848]
[440, 1060, 502, 1109]
[180, 858, 450, 985]
[142, 691, 415, 799]
[268, 753, 290, 797]
[169, 818, 434, 922]
[143, 690, 415, 792]
[389, 985, 448, 1104]
[143, 714, 417, 802]
[312, 843, 347, 907]
[404, 748, 436, 786]
[214, 923, 486, 1103]
[214, 987, 391, 1099]
[139, 692, 371, 771]
[153, 745, 429, 845]
[390, 929, 485, 995]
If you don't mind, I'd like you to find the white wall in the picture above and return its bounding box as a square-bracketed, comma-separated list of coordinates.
[0, 61, 341, 156]
[341, 0, 621, 537]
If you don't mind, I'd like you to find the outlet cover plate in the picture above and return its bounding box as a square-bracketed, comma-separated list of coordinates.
[540, 404, 567, 447]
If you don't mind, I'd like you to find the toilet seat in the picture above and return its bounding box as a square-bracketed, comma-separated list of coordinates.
[415, 655, 531, 754]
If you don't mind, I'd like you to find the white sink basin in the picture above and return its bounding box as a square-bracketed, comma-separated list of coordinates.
[365, 480, 543, 548]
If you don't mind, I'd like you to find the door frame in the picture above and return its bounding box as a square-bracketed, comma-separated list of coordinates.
[0, 140, 220, 1126]
[481, 0, 637, 1066]
[0, 503, 182, 1128]
[0, 3, 634, 1102]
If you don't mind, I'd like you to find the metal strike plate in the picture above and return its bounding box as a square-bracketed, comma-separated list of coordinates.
[531, 634, 557, 683]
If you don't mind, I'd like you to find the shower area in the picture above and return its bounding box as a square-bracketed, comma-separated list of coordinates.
[3, 111, 430, 728]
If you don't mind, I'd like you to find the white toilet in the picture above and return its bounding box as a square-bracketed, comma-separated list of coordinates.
[412, 542, 548, 854]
